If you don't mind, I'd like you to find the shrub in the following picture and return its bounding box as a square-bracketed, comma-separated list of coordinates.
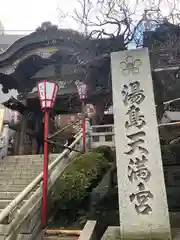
[93, 146, 116, 163]
[51, 152, 110, 206]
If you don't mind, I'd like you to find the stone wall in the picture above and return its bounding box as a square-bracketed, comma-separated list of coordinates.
[162, 146, 180, 211]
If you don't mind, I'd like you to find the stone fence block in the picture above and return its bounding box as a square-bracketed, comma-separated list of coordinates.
[78, 220, 97, 240]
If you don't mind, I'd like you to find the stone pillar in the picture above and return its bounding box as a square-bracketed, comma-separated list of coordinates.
[86, 118, 90, 131]
[18, 113, 28, 155]
[13, 130, 20, 155]
[111, 49, 171, 239]
[32, 119, 39, 154]
[2, 122, 10, 157]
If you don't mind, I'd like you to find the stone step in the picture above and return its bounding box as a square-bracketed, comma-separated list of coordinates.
[0, 174, 40, 179]
[0, 158, 44, 163]
[0, 181, 41, 187]
[0, 155, 57, 170]
[0, 184, 40, 192]
[0, 178, 36, 185]
[5, 154, 59, 162]
[0, 188, 38, 200]
[0, 170, 42, 176]
[0, 169, 42, 174]
[3, 159, 43, 163]
[0, 158, 45, 163]
[0, 164, 44, 169]
[0, 160, 54, 168]
[0, 199, 27, 209]
[0, 172, 42, 178]
[0, 167, 42, 172]
[0, 165, 48, 170]
[0, 173, 41, 180]
[0, 170, 43, 175]
[0, 162, 43, 166]
[0, 153, 60, 209]
[0, 191, 23, 199]
[0, 157, 44, 161]
[0, 156, 56, 167]
[0, 200, 13, 209]
[0, 168, 41, 174]
[0, 164, 44, 170]
[0, 174, 41, 181]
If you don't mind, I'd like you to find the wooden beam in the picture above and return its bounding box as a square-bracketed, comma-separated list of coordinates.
[44, 229, 81, 236]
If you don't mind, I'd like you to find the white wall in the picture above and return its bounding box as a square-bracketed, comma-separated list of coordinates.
[0, 34, 23, 143]
[0, 84, 18, 123]
[0, 33, 21, 112]
[0, 85, 18, 104]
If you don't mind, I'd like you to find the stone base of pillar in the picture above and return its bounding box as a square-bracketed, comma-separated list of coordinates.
[2, 124, 10, 157]
[32, 138, 37, 154]
[19, 145, 25, 155]
[13, 131, 19, 155]
[18, 113, 28, 155]
[31, 119, 40, 154]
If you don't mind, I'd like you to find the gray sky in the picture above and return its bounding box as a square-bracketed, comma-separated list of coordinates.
[0, 0, 78, 32]
[0, 0, 178, 34]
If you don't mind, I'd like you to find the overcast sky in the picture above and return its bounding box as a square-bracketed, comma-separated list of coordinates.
[0, 0, 79, 32]
[0, 0, 178, 34]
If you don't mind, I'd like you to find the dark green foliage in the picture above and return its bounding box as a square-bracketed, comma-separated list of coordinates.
[51, 152, 110, 205]
[93, 146, 116, 163]
[48, 146, 118, 228]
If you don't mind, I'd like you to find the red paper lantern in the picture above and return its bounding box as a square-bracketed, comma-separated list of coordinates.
[37, 80, 59, 111]
[76, 82, 87, 100]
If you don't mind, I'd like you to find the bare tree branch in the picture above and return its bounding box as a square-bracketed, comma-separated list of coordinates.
[56, 0, 180, 46]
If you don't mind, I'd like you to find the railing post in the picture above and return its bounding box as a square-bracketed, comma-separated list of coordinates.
[85, 118, 91, 151]
[88, 120, 92, 150]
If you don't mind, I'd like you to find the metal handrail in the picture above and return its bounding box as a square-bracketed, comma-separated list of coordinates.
[0, 131, 83, 223]
[91, 124, 114, 128]
[48, 117, 83, 140]
[91, 122, 180, 129]
[90, 132, 114, 136]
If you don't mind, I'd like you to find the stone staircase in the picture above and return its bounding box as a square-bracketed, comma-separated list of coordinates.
[0, 131, 83, 239]
[0, 154, 59, 216]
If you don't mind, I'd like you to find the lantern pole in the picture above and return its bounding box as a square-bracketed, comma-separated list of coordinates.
[41, 110, 49, 228]
[37, 80, 59, 229]
[75, 81, 87, 153]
